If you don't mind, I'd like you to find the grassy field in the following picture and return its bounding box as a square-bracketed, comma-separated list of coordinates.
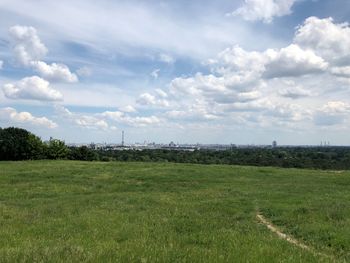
[0, 161, 349, 262]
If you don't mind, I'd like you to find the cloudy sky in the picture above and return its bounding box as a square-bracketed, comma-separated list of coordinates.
[1, 0, 350, 145]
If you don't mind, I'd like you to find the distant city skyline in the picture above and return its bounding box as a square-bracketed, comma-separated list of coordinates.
[1, 0, 350, 145]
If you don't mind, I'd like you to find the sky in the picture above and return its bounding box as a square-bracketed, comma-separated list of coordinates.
[1, 0, 350, 145]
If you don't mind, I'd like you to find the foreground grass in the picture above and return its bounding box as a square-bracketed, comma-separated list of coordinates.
[0, 161, 349, 262]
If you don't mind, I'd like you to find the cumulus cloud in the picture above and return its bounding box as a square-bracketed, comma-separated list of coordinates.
[155, 89, 168, 98]
[170, 74, 225, 96]
[119, 105, 137, 113]
[0, 107, 57, 128]
[30, 61, 78, 82]
[330, 66, 350, 78]
[75, 116, 109, 130]
[137, 92, 169, 107]
[162, 16, 347, 128]
[9, 25, 78, 83]
[167, 15, 350, 128]
[265, 103, 307, 122]
[213, 45, 265, 74]
[212, 44, 327, 79]
[314, 101, 350, 126]
[165, 104, 219, 122]
[0, 60, 3, 69]
[101, 109, 161, 127]
[6, 15, 350, 138]
[278, 82, 313, 99]
[123, 116, 161, 127]
[9, 25, 48, 66]
[137, 93, 156, 105]
[231, 0, 297, 23]
[56, 105, 110, 130]
[56, 105, 161, 130]
[101, 110, 124, 122]
[294, 17, 350, 65]
[263, 44, 328, 78]
[3, 76, 63, 101]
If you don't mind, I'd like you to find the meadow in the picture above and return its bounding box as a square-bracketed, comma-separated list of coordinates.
[0, 161, 349, 262]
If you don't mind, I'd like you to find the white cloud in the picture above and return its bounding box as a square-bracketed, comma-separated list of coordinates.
[330, 66, 350, 78]
[314, 101, 350, 126]
[263, 44, 328, 78]
[76, 66, 92, 77]
[30, 61, 78, 82]
[169, 73, 262, 105]
[231, 0, 297, 23]
[213, 45, 265, 74]
[101, 110, 161, 127]
[159, 53, 175, 64]
[164, 17, 338, 128]
[294, 17, 350, 65]
[137, 92, 169, 107]
[29, 61, 78, 83]
[119, 105, 137, 113]
[56, 105, 161, 130]
[3, 76, 63, 101]
[0, 107, 57, 128]
[265, 103, 307, 122]
[0, 0, 267, 61]
[165, 104, 219, 122]
[8, 25, 78, 83]
[123, 116, 161, 127]
[101, 111, 124, 121]
[170, 74, 226, 96]
[212, 44, 327, 79]
[155, 89, 168, 98]
[221, 99, 270, 113]
[0, 61, 3, 69]
[5, 12, 350, 142]
[137, 93, 156, 105]
[56, 105, 110, 130]
[278, 82, 313, 99]
[151, 69, 160, 79]
[9, 25, 48, 65]
[75, 115, 109, 130]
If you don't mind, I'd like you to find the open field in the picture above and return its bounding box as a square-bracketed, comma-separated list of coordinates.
[0, 161, 349, 262]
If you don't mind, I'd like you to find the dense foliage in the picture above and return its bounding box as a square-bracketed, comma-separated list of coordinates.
[0, 127, 44, 160]
[98, 147, 350, 170]
[1, 127, 350, 170]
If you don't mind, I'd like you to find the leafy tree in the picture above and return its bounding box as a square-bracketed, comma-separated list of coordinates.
[45, 138, 69, 159]
[0, 127, 44, 160]
[68, 146, 98, 161]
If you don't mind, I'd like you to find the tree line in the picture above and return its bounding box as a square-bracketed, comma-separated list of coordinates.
[0, 127, 98, 161]
[1, 127, 350, 170]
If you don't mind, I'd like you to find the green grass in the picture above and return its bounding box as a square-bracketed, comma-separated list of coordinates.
[0, 161, 349, 262]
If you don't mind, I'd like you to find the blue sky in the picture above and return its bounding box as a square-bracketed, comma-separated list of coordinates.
[1, 0, 350, 145]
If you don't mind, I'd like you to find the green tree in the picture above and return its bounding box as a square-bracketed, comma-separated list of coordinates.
[45, 138, 69, 159]
[68, 146, 98, 161]
[0, 127, 44, 160]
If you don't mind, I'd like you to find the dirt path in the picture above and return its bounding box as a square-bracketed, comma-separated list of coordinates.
[256, 212, 334, 261]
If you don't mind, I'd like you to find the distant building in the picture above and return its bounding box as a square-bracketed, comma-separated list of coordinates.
[272, 140, 277, 148]
[121, 131, 125, 146]
[169, 141, 177, 147]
